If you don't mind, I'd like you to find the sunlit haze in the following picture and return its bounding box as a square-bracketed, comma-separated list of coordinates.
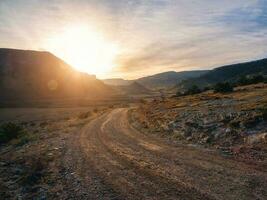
[44, 25, 120, 77]
[0, 0, 267, 79]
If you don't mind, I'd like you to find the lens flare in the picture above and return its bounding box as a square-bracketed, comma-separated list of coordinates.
[44, 25, 119, 78]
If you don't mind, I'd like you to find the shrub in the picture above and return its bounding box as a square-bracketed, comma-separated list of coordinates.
[250, 75, 265, 84]
[237, 76, 250, 86]
[0, 123, 24, 143]
[15, 134, 31, 146]
[185, 85, 202, 95]
[260, 106, 267, 120]
[237, 75, 265, 86]
[203, 86, 211, 91]
[93, 108, 98, 113]
[175, 91, 184, 97]
[21, 158, 48, 186]
[78, 111, 91, 119]
[140, 99, 146, 104]
[214, 82, 233, 93]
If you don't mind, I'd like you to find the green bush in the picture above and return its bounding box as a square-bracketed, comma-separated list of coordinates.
[250, 75, 265, 84]
[185, 85, 202, 95]
[237, 76, 250, 86]
[260, 107, 267, 120]
[0, 123, 24, 143]
[214, 82, 233, 93]
[203, 86, 211, 91]
[237, 75, 265, 86]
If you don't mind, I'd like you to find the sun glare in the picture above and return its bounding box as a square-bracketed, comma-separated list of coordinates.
[44, 25, 119, 77]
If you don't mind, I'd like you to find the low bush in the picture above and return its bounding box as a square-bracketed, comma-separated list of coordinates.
[185, 85, 202, 95]
[14, 133, 35, 146]
[260, 106, 267, 120]
[237, 75, 266, 86]
[140, 99, 147, 104]
[214, 82, 233, 93]
[0, 123, 24, 144]
[21, 157, 48, 186]
[175, 91, 184, 97]
[250, 75, 265, 84]
[78, 111, 91, 119]
[93, 108, 98, 113]
[203, 86, 211, 91]
[176, 85, 203, 97]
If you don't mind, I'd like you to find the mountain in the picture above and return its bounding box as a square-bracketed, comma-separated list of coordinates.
[136, 70, 209, 89]
[179, 58, 267, 90]
[103, 70, 209, 89]
[102, 78, 133, 86]
[0, 48, 115, 101]
[114, 81, 152, 96]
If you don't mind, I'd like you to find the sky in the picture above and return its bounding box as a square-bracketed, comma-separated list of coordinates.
[0, 0, 267, 79]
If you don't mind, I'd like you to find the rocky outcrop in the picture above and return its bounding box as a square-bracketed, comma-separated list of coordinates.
[133, 84, 267, 151]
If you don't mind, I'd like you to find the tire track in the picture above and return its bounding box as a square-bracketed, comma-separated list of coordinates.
[76, 108, 267, 200]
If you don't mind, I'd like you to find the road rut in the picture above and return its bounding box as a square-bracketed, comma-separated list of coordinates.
[64, 108, 267, 200]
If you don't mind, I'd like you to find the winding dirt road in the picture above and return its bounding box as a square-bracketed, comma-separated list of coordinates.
[63, 108, 267, 200]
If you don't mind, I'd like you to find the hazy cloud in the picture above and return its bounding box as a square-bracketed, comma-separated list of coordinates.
[0, 0, 267, 78]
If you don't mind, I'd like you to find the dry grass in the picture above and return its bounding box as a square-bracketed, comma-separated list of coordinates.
[0, 103, 117, 199]
[132, 83, 267, 161]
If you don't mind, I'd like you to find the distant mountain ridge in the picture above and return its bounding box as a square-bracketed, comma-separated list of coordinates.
[113, 81, 152, 96]
[0, 48, 115, 101]
[179, 58, 267, 89]
[2, 48, 266, 101]
[136, 70, 209, 89]
[103, 70, 209, 89]
[102, 78, 133, 86]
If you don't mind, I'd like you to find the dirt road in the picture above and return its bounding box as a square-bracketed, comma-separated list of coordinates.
[63, 108, 267, 200]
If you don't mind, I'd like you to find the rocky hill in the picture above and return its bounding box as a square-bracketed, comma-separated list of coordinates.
[103, 70, 208, 90]
[136, 70, 208, 89]
[179, 58, 267, 89]
[114, 81, 152, 96]
[131, 83, 267, 160]
[102, 78, 133, 86]
[0, 48, 115, 102]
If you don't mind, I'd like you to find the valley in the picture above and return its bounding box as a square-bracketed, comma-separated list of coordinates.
[1, 1, 267, 199]
[1, 103, 267, 199]
[0, 49, 267, 200]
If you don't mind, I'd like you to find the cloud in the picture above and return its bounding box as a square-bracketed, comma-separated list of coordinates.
[0, 0, 267, 78]
[110, 0, 267, 78]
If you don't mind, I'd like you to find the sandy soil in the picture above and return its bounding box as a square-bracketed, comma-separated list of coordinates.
[1, 108, 267, 199]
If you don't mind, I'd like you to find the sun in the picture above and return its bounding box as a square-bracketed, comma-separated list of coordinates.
[44, 25, 119, 77]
